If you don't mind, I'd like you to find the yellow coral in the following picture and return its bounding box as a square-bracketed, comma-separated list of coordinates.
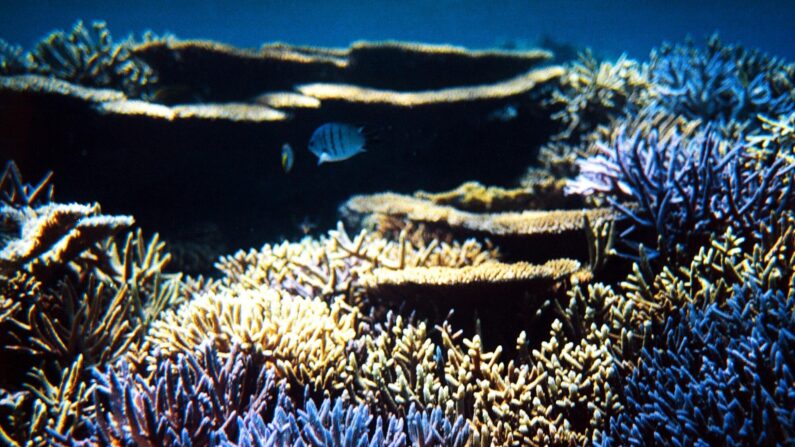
[146, 286, 359, 392]
[344, 192, 613, 236]
[362, 259, 584, 289]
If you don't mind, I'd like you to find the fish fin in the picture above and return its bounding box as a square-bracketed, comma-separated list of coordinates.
[317, 153, 328, 165]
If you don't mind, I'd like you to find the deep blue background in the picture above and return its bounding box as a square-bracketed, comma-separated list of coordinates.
[2, 0, 794, 61]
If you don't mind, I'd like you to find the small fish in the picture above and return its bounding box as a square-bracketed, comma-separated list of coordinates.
[281, 143, 294, 173]
[487, 104, 518, 122]
[308, 123, 366, 165]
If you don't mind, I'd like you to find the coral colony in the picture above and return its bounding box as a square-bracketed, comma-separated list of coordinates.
[1, 20, 794, 447]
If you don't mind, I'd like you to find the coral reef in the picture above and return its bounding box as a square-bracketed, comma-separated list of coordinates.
[598, 283, 795, 446]
[2, 27, 795, 447]
[414, 179, 568, 212]
[648, 35, 795, 129]
[547, 51, 651, 143]
[343, 192, 611, 239]
[0, 163, 181, 445]
[2, 34, 560, 122]
[145, 287, 359, 392]
[28, 21, 157, 97]
[567, 121, 794, 260]
[341, 191, 612, 263]
[77, 341, 469, 447]
[1, 24, 565, 249]
[0, 40, 28, 76]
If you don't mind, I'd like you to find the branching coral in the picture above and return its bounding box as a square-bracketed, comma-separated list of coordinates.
[87, 343, 277, 447]
[550, 209, 794, 445]
[567, 123, 794, 260]
[0, 163, 180, 446]
[144, 287, 360, 393]
[648, 35, 795, 129]
[230, 395, 408, 447]
[547, 51, 651, 142]
[340, 310, 620, 447]
[27, 20, 157, 97]
[25, 356, 94, 446]
[747, 112, 795, 165]
[597, 282, 795, 446]
[0, 39, 29, 76]
[75, 342, 468, 447]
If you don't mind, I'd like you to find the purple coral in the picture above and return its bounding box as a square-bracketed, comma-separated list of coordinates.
[597, 282, 795, 447]
[567, 122, 793, 259]
[649, 36, 795, 127]
[88, 343, 277, 447]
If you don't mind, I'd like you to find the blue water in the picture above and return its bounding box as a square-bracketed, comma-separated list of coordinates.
[2, 0, 795, 61]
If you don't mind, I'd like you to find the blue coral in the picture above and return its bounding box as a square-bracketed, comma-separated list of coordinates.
[56, 341, 469, 447]
[88, 343, 278, 447]
[598, 282, 795, 446]
[230, 392, 408, 447]
[568, 123, 794, 259]
[649, 37, 795, 127]
[231, 392, 470, 447]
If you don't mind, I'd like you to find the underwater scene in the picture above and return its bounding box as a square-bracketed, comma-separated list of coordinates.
[1, 1, 795, 446]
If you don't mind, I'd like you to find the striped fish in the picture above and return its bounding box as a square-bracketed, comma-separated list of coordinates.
[307, 123, 366, 165]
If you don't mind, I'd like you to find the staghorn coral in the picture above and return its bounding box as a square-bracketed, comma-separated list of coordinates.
[538, 105, 701, 181]
[0, 163, 181, 446]
[232, 394, 469, 447]
[567, 123, 794, 260]
[229, 394, 407, 447]
[86, 343, 277, 447]
[0, 356, 93, 447]
[144, 287, 360, 393]
[547, 51, 651, 142]
[648, 35, 795, 129]
[597, 282, 795, 447]
[349, 314, 447, 416]
[747, 112, 795, 165]
[528, 213, 792, 445]
[28, 20, 157, 97]
[75, 341, 468, 447]
[343, 310, 619, 447]
[0, 39, 29, 75]
[437, 320, 618, 446]
[0, 161, 53, 208]
[25, 356, 94, 446]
